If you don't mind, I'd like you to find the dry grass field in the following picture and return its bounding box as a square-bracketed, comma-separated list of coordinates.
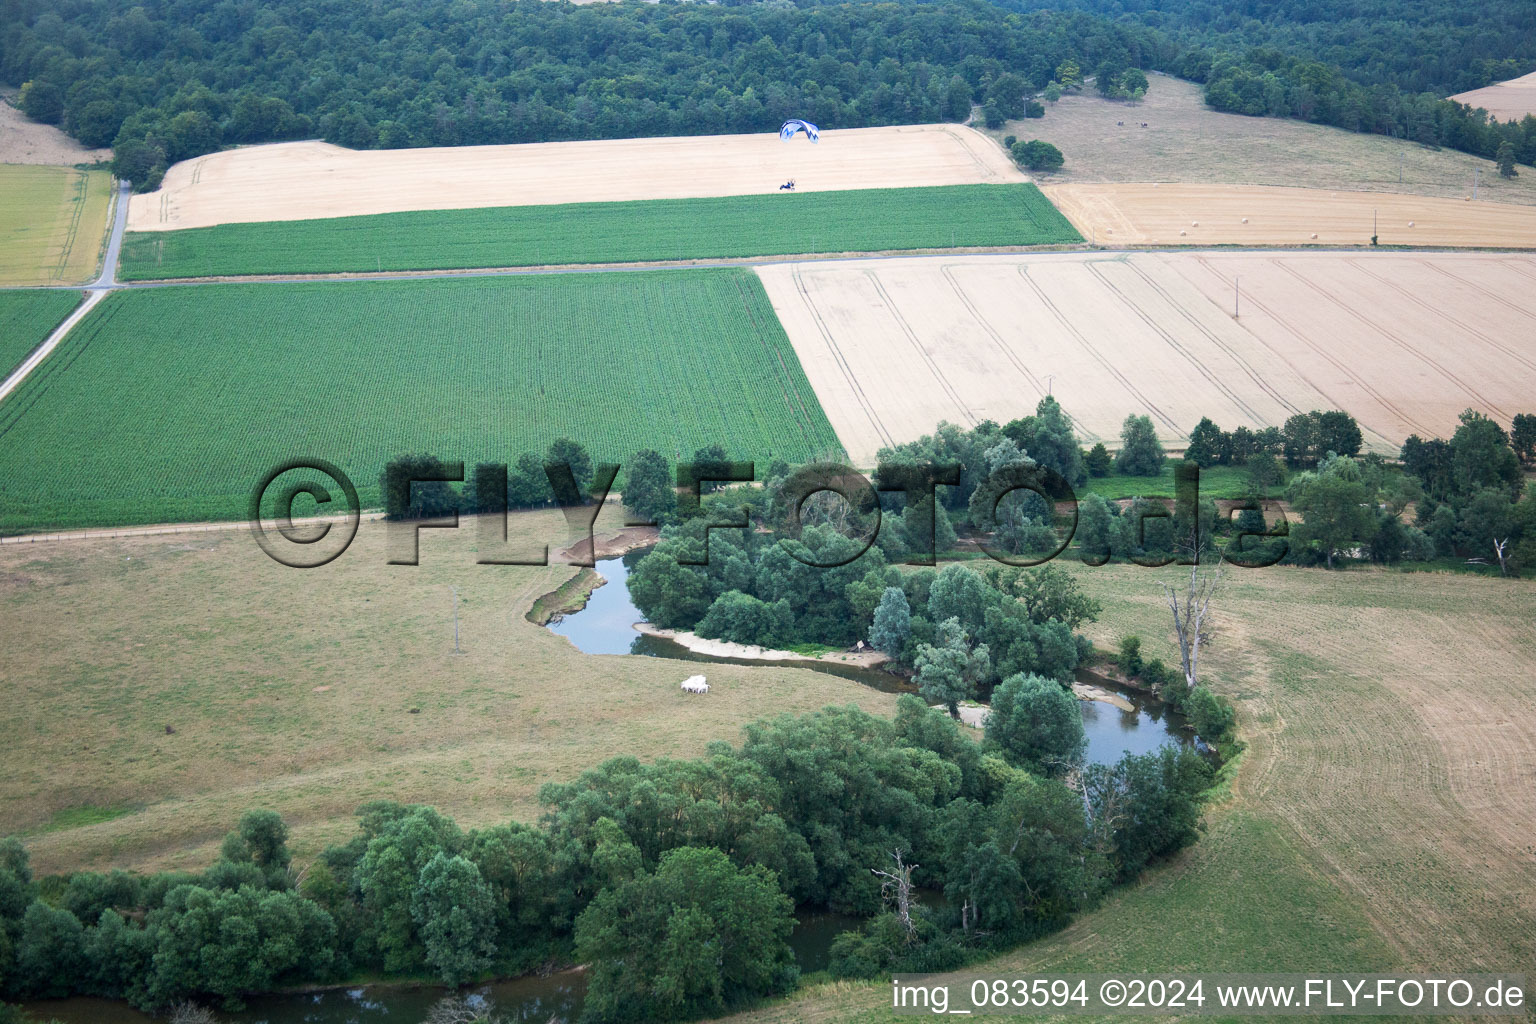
[1003, 74, 1536, 207]
[0, 507, 894, 876]
[1044, 182, 1536, 248]
[0, 96, 113, 166]
[126, 125, 1024, 231]
[756, 250, 1536, 463]
[718, 562, 1536, 1023]
[1451, 71, 1536, 124]
[0, 164, 113, 285]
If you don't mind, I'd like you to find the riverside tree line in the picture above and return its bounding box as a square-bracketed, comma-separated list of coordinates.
[0, 699, 1212, 1022]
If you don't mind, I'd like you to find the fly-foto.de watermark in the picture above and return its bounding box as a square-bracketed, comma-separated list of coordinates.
[250, 456, 1288, 570]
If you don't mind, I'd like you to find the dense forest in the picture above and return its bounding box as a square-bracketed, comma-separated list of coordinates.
[0, 702, 1213, 1021]
[2, 0, 1532, 194]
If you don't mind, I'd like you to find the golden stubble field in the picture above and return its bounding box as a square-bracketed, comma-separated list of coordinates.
[755, 250, 1536, 463]
[718, 563, 1536, 1024]
[0, 507, 894, 875]
[126, 124, 1025, 231]
[0, 165, 113, 286]
[1451, 71, 1536, 124]
[1044, 182, 1536, 249]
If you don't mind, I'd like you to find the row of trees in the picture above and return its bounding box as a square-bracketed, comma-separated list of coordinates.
[0, 699, 1212, 1021]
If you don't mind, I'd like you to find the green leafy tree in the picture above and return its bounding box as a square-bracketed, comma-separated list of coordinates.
[219, 809, 292, 875]
[984, 673, 1085, 774]
[944, 76, 973, 122]
[1184, 417, 1223, 467]
[623, 449, 675, 525]
[1245, 452, 1285, 497]
[1076, 492, 1114, 564]
[411, 853, 498, 986]
[1085, 442, 1112, 477]
[1011, 139, 1064, 171]
[14, 902, 85, 998]
[1511, 414, 1536, 465]
[1496, 140, 1519, 178]
[574, 847, 797, 1023]
[915, 618, 991, 717]
[546, 437, 594, 495]
[1449, 409, 1521, 496]
[1287, 456, 1376, 568]
[1026, 395, 1087, 486]
[870, 586, 912, 656]
[1115, 415, 1166, 476]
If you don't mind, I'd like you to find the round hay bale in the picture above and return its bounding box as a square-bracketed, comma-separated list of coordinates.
[1179, 229, 1186, 236]
[1241, 217, 1249, 224]
[1408, 220, 1415, 227]
[1191, 220, 1199, 227]
[1310, 232, 1318, 239]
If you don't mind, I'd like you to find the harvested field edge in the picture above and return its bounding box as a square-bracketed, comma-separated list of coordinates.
[118, 185, 1082, 281]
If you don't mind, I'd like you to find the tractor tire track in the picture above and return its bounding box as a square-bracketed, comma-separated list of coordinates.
[1191, 255, 1423, 444]
[1087, 260, 1269, 427]
[863, 269, 978, 427]
[1346, 258, 1536, 376]
[791, 267, 895, 452]
[1424, 261, 1536, 323]
[1274, 258, 1510, 421]
[1014, 262, 1182, 434]
[1127, 258, 1302, 419]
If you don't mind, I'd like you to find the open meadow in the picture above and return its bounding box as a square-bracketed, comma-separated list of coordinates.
[719, 561, 1536, 1022]
[119, 185, 1079, 280]
[126, 125, 1024, 232]
[0, 269, 842, 533]
[1044, 182, 1536, 249]
[0, 164, 112, 286]
[756, 250, 1536, 463]
[1005, 74, 1536, 206]
[0, 289, 82, 378]
[0, 509, 896, 875]
[0, 96, 113, 166]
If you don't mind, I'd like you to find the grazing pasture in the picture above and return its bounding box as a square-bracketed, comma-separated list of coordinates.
[0, 165, 112, 285]
[118, 185, 1080, 280]
[1, 511, 895, 875]
[0, 289, 82, 377]
[719, 562, 1536, 1023]
[1000, 74, 1536, 207]
[0, 270, 842, 533]
[1044, 182, 1536, 249]
[756, 250, 1536, 464]
[126, 125, 1025, 231]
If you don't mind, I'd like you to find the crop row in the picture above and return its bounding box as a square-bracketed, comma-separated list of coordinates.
[0, 289, 82, 378]
[0, 270, 844, 533]
[119, 184, 1082, 280]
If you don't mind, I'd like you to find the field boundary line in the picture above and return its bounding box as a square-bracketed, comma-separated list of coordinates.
[1273, 258, 1510, 421]
[862, 269, 978, 428]
[1014, 262, 1183, 434]
[1128, 257, 1303, 418]
[789, 267, 896, 452]
[730, 272, 822, 455]
[0, 290, 102, 407]
[1187, 255, 1423, 444]
[1085, 260, 1270, 426]
[1344, 257, 1536, 376]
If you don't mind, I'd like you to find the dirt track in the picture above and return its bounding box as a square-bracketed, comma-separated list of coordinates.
[756, 250, 1536, 463]
[1044, 183, 1536, 248]
[127, 125, 1025, 231]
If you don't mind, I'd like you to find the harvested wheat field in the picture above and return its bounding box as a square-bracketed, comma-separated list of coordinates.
[756, 250, 1536, 463]
[1451, 71, 1536, 124]
[1043, 182, 1536, 248]
[127, 125, 1024, 231]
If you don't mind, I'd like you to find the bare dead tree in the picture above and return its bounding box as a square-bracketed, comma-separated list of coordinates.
[1162, 554, 1221, 691]
[871, 849, 919, 945]
[424, 995, 507, 1024]
[1493, 537, 1511, 577]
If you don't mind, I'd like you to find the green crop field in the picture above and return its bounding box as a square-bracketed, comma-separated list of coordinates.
[0, 289, 82, 378]
[0, 269, 843, 533]
[119, 184, 1082, 280]
[0, 166, 113, 286]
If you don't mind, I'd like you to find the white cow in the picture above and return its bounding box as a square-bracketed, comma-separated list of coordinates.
[681, 675, 709, 694]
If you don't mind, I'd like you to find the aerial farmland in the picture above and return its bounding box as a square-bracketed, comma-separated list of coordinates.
[1, 4, 1535, 1021]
